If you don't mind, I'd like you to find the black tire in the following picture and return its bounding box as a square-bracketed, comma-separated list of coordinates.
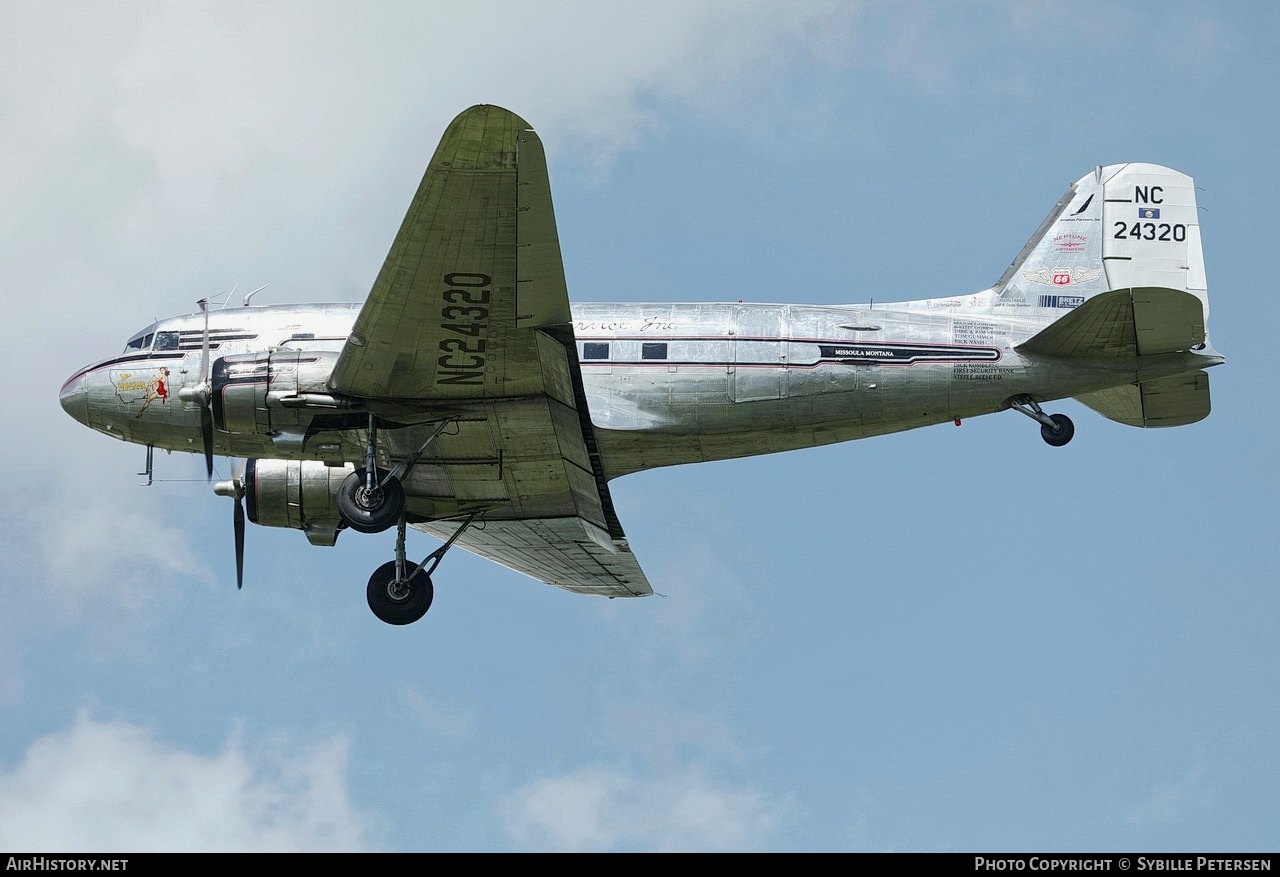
[1040, 413, 1075, 447]
[366, 560, 434, 625]
[337, 468, 405, 533]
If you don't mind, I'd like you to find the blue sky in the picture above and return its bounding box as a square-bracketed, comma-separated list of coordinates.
[1, 1, 1277, 852]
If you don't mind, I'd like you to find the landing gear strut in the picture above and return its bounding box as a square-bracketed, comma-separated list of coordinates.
[338, 415, 405, 533]
[1009, 395, 1075, 447]
[366, 513, 480, 625]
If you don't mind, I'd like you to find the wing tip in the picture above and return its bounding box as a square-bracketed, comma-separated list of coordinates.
[453, 103, 532, 130]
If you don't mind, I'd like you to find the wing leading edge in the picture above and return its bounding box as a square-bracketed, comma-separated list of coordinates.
[330, 104, 651, 598]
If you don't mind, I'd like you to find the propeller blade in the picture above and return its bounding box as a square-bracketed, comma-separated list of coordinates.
[233, 491, 245, 590]
[200, 405, 214, 480]
[215, 468, 248, 591]
[197, 297, 210, 385]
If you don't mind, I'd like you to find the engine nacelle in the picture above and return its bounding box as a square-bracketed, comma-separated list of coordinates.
[244, 458, 354, 546]
[212, 350, 353, 438]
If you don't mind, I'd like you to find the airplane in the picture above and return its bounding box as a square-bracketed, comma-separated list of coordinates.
[58, 104, 1224, 625]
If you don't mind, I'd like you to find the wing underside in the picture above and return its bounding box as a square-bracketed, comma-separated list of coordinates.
[328, 105, 569, 400]
[418, 517, 651, 597]
[328, 104, 651, 598]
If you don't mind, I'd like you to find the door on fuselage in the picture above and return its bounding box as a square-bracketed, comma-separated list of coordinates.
[730, 305, 788, 402]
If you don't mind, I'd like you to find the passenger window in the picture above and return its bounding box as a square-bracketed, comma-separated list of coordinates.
[582, 342, 610, 360]
[641, 342, 668, 360]
[154, 332, 179, 351]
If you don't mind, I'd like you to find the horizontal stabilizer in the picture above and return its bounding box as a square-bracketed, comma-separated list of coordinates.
[1018, 287, 1204, 359]
[1075, 371, 1212, 428]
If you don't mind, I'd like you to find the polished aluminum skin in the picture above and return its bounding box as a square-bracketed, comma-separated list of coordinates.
[58, 106, 1223, 618]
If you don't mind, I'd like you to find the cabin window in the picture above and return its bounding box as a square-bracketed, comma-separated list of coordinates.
[641, 342, 668, 360]
[154, 332, 180, 351]
[582, 342, 610, 360]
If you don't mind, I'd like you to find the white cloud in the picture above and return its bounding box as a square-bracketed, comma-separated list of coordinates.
[1127, 764, 1214, 828]
[0, 438, 215, 635]
[399, 686, 476, 738]
[0, 713, 371, 852]
[0, 445, 218, 700]
[37, 475, 214, 612]
[600, 698, 748, 770]
[2, 2, 857, 205]
[497, 766, 791, 852]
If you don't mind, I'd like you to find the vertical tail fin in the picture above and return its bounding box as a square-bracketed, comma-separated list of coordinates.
[994, 163, 1213, 351]
[1006, 165, 1224, 430]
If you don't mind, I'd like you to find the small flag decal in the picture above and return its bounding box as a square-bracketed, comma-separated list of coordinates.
[1138, 207, 1160, 219]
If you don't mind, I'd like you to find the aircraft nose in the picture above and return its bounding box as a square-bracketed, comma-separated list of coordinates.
[59, 371, 89, 424]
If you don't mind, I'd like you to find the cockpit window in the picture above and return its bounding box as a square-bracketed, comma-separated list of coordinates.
[124, 332, 159, 353]
[154, 332, 180, 351]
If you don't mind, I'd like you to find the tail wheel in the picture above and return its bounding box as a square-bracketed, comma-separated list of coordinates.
[338, 467, 405, 533]
[1040, 413, 1075, 447]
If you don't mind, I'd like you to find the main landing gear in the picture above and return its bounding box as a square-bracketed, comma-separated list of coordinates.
[366, 513, 479, 625]
[338, 415, 405, 533]
[338, 416, 474, 624]
[1009, 395, 1075, 447]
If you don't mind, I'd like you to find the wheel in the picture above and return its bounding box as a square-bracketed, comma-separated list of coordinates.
[337, 467, 405, 533]
[366, 560, 434, 625]
[1040, 413, 1074, 447]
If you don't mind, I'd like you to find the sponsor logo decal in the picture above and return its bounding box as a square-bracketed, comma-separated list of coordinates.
[1138, 207, 1161, 219]
[1037, 294, 1085, 309]
[1053, 233, 1087, 253]
[1022, 266, 1102, 286]
[1070, 193, 1094, 216]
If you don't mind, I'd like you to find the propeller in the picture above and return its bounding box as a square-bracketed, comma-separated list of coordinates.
[213, 462, 247, 589]
[179, 298, 215, 479]
[200, 410, 214, 480]
[197, 298, 213, 479]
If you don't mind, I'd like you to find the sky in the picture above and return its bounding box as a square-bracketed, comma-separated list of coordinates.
[1, 0, 1277, 853]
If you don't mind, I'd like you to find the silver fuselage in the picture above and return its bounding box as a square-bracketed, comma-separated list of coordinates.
[59, 296, 1214, 483]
